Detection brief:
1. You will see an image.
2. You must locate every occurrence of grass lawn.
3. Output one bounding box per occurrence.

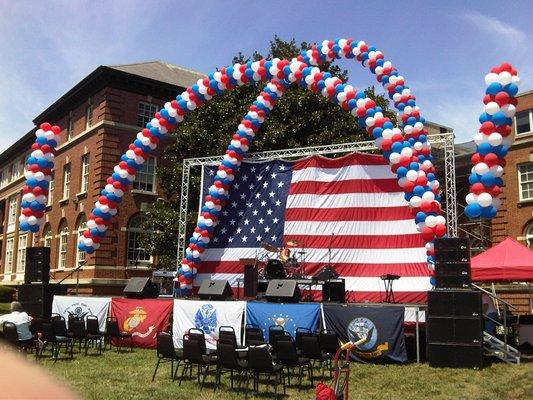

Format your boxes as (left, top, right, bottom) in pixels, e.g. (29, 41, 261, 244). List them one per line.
(35, 347, 533, 400)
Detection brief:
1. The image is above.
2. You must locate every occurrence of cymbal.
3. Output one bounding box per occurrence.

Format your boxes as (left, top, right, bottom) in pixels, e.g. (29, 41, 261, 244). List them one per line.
(261, 242, 279, 253)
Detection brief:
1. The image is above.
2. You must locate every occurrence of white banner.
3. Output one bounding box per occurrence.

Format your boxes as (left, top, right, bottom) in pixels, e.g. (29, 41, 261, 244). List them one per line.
(173, 299, 245, 349)
(51, 296, 111, 332)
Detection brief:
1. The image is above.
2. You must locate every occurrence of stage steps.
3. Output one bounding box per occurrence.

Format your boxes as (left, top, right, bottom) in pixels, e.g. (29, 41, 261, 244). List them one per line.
(483, 331, 521, 365)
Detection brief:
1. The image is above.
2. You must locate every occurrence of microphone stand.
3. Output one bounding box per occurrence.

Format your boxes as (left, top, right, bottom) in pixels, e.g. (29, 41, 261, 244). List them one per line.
(57, 260, 87, 296)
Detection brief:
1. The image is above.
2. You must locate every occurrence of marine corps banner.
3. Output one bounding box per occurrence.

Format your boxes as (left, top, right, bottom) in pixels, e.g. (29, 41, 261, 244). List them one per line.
(173, 299, 245, 350)
(322, 304, 407, 363)
(110, 298, 173, 348)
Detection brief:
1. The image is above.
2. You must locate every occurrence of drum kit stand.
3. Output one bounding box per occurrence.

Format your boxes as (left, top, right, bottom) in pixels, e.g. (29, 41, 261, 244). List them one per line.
(256, 240, 307, 279)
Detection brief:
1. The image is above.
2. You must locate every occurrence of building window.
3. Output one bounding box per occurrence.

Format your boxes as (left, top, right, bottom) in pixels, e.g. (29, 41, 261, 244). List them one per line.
(137, 102, 158, 128)
(4, 237, 14, 274)
(62, 164, 71, 200)
(43, 223, 52, 248)
(10, 159, 22, 180)
(518, 163, 533, 201)
(515, 110, 532, 135)
(80, 154, 90, 193)
(132, 157, 156, 193)
(75, 215, 87, 268)
(16, 233, 28, 272)
(127, 215, 151, 267)
(67, 117, 74, 140)
(86, 105, 93, 129)
(58, 221, 69, 269)
(7, 195, 18, 233)
(0, 169, 5, 188)
(47, 173, 54, 206)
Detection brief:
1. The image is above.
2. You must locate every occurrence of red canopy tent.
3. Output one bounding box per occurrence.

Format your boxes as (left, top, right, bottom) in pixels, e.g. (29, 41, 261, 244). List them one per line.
(471, 237, 533, 282)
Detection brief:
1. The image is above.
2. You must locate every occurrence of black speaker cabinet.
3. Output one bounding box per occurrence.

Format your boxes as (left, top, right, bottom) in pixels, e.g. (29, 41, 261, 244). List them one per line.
(244, 264, 258, 298)
(428, 290, 482, 317)
(427, 343, 483, 369)
(123, 277, 159, 299)
(198, 279, 233, 301)
(25, 247, 51, 284)
(265, 280, 301, 303)
(427, 316, 483, 344)
(434, 237, 470, 251)
(322, 279, 345, 302)
(434, 274, 471, 289)
(18, 284, 67, 319)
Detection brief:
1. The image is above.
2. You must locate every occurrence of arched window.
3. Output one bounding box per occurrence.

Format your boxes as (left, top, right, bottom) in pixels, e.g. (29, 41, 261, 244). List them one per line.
(42, 223, 52, 248)
(75, 214, 87, 268)
(58, 220, 69, 269)
(127, 215, 151, 267)
(525, 222, 533, 249)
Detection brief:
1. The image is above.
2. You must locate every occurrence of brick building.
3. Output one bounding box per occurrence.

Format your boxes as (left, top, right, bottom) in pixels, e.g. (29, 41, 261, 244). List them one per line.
(0, 61, 204, 294)
(492, 90, 533, 247)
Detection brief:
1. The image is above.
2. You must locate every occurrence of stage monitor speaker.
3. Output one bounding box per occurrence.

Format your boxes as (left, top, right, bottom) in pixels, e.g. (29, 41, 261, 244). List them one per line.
(322, 279, 345, 302)
(243, 264, 258, 298)
(427, 316, 483, 344)
(265, 280, 301, 303)
(198, 279, 233, 301)
(428, 290, 481, 317)
(435, 262, 471, 277)
(434, 237, 470, 252)
(427, 343, 483, 369)
(18, 284, 67, 319)
(312, 265, 339, 281)
(123, 277, 159, 299)
(24, 247, 50, 284)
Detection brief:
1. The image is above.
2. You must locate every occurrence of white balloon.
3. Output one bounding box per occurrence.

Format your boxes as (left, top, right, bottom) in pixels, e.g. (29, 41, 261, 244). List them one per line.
(485, 102, 500, 115)
(478, 192, 493, 207)
(422, 191, 435, 201)
(425, 215, 437, 228)
(389, 153, 400, 164)
(397, 177, 407, 187)
(498, 71, 512, 86)
(501, 104, 516, 118)
(406, 170, 418, 182)
(27, 216, 37, 225)
(436, 215, 446, 225)
(492, 197, 501, 208)
(401, 147, 413, 158)
(410, 196, 422, 208)
(490, 165, 504, 178)
(484, 73, 499, 85)
(465, 193, 477, 205)
(382, 129, 393, 139)
(474, 162, 489, 175)
(488, 132, 502, 146)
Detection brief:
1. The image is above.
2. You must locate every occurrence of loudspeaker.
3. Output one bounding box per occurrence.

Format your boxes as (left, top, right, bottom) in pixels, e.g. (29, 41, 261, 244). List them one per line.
(18, 284, 67, 318)
(265, 280, 301, 303)
(24, 247, 50, 284)
(123, 277, 159, 298)
(434, 237, 470, 251)
(434, 275, 471, 289)
(427, 343, 483, 369)
(312, 266, 339, 281)
(322, 279, 345, 302)
(244, 264, 258, 298)
(428, 290, 482, 317)
(198, 279, 233, 301)
(427, 317, 483, 344)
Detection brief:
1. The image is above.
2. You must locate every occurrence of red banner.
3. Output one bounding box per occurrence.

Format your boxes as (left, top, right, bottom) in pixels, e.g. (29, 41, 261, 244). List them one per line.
(110, 298, 173, 348)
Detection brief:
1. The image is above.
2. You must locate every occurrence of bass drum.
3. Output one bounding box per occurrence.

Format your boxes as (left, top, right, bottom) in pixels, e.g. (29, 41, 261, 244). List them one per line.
(265, 259, 286, 279)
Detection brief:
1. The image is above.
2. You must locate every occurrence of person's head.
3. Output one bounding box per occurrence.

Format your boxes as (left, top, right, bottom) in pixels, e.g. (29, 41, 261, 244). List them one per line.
(10, 301, 23, 313)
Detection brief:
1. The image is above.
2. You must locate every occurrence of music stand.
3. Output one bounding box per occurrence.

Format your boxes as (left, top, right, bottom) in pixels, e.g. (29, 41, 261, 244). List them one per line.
(381, 274, 400, 303)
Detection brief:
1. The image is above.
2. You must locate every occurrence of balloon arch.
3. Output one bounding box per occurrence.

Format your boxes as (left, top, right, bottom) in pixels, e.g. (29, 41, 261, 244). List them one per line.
(21, 38, 450, 293)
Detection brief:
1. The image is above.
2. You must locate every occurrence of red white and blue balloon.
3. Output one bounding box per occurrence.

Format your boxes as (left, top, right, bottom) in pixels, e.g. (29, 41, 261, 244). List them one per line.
(19, 123, 59, 233)
(465, 63, 519, 220)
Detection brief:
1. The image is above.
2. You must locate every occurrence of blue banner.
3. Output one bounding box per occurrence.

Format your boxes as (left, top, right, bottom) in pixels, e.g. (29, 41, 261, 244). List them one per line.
(246, 302, 320, 341)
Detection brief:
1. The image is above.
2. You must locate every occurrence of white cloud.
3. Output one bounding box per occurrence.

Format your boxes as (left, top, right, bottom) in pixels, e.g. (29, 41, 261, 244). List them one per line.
(463, 11, 526, 48)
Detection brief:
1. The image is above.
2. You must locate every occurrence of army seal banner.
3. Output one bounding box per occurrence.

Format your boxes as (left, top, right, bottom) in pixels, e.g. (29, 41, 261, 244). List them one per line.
(322, 303, 407, 363)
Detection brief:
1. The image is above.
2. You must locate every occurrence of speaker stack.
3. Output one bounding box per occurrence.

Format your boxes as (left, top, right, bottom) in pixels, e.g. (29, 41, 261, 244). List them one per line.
(427, 238, 483, 369)
(24, 247, 50, 284)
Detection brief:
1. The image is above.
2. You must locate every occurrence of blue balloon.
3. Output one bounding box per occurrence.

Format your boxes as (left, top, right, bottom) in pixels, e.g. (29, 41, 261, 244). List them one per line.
(409, 162, 419, 171)
(504, 83, 519, 96)
(481, 205, 497, 219)
(413, 185, 425, 197)
(19, 222, 30, 231)
(396, 167, 408, 177)
(429, 276, 436, 287)
(465, 203, 482, 219)
(78, 243, 85, 251)
(480, 173, 496, 187)
(478, 112, 490, 124)
(415, 211, 427, 224)
(85, 247, 94, 254)
(477, 142, 492, 156)
(492, 111, 507, 126)
(468, 173, 481, 185)
(486, 82, 503, 95)
(391, 142, 403, 153)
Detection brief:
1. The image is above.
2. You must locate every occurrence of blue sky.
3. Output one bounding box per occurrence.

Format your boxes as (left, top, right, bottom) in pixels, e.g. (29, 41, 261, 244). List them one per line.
(0, 0, 531, 151)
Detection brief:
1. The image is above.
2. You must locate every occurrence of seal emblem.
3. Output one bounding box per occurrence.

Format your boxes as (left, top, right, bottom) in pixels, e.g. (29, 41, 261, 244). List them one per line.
(194, 304, 217, 334)
(347, 317, 378, 351)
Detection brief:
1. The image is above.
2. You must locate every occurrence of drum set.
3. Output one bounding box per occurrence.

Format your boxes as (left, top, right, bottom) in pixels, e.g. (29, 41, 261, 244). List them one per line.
(257, 240, 307, 279)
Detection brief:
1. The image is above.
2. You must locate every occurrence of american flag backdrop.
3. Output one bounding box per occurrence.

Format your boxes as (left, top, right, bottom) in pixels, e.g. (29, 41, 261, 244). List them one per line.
(197, 152, 431, 303)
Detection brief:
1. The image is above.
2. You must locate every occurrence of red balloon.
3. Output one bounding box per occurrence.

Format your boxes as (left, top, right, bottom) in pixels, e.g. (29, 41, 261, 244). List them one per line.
(420, 201, 432, 213)
(381, 139, 392, 151)
(421, 226, 435, 241)
(403, 181, 415, 193)
(489, 185, 501, 197)
(471, 153, 483, 165)
(479, 121, 495, 135)
(434, 224, 447, 237)
(495, 91, 510, 106)
(471, 183, 485, 195)
(51, 125, 61, 135)
(40, 122, 51, 131)
(484, 153, 499, 167)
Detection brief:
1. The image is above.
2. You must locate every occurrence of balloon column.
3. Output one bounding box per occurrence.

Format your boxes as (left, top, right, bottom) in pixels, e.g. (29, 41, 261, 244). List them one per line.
(75, 38, 445, 294)
(19, 123, 59, 233)
(465, 63, 520, 219)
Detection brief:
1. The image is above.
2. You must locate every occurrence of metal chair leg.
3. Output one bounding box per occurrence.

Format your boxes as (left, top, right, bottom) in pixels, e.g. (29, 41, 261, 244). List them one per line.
(200, 365, 209, 390)
(152, 358, 161, 382)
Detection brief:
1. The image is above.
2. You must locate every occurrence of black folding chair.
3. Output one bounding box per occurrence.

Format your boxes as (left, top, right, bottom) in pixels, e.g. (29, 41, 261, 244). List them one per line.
(188, 328, 211, 355)
(214, 341, 248, 392)
(2, 321, 34, 351)
(179, 335, 216, 390)
(247, 344, 285, 395)
(245, 324, 265, 346)
(70, 318, 87, 354)
(219, 326, 238, 347)
(106, 317, 132, 352)
(39, 322, 73, 360)
(295, 327, 312, 354)
(300, 332, 329, 382)
(276, 335, 312, 388)
(319, 330, 340, 376)
(152, 331, 183, 381)
(85, 315, 104, 355)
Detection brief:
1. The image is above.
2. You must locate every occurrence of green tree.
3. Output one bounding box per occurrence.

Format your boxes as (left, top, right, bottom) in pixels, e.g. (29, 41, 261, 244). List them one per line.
(140, 36, 394, 270)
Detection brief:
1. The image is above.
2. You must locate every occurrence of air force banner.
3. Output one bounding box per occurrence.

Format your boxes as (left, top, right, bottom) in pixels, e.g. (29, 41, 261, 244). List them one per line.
(322, 304, 407, 363)
(173, 300, 246, 349)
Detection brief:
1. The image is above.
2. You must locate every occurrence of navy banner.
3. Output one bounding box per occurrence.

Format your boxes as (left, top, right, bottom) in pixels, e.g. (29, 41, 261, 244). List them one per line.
(246, 301, 320, 341)
(322, 304, 407, 363)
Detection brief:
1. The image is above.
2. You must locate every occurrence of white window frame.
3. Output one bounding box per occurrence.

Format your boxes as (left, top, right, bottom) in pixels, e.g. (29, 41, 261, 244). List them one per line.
(132, 156, 157, 193)
(67, 117, 74, 140)
(47, 173, 54, 206)
(127, 215, 152, 267)
(75, 215, 87, 268)
(58, 222, 69, 269)
(62, 164, 71, 200)
(4, 237, 14, 274)
(7, 195, 18, 233)
(518, 163, 533, 202)
(43, 224, 52, 248)
(137, 101, 158, 128)
(80, 154, 90, 193)
(86, 105, 93, 129)
(16, 233, 28, 272)
(515, 109, 533, 136)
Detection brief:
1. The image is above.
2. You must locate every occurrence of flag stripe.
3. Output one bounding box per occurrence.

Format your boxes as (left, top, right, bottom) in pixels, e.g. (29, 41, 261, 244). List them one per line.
(292, 152, 389, 170)
(289, 178, 402, 195)
(291, 164, 394, 182)
(283, 220, 419, 236)
(286, 192, 409, 209)
(281, 234, 424, 248)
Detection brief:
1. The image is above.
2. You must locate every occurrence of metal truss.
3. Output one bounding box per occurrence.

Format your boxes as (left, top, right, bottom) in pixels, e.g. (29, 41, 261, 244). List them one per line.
(177, 132, 457, 262)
